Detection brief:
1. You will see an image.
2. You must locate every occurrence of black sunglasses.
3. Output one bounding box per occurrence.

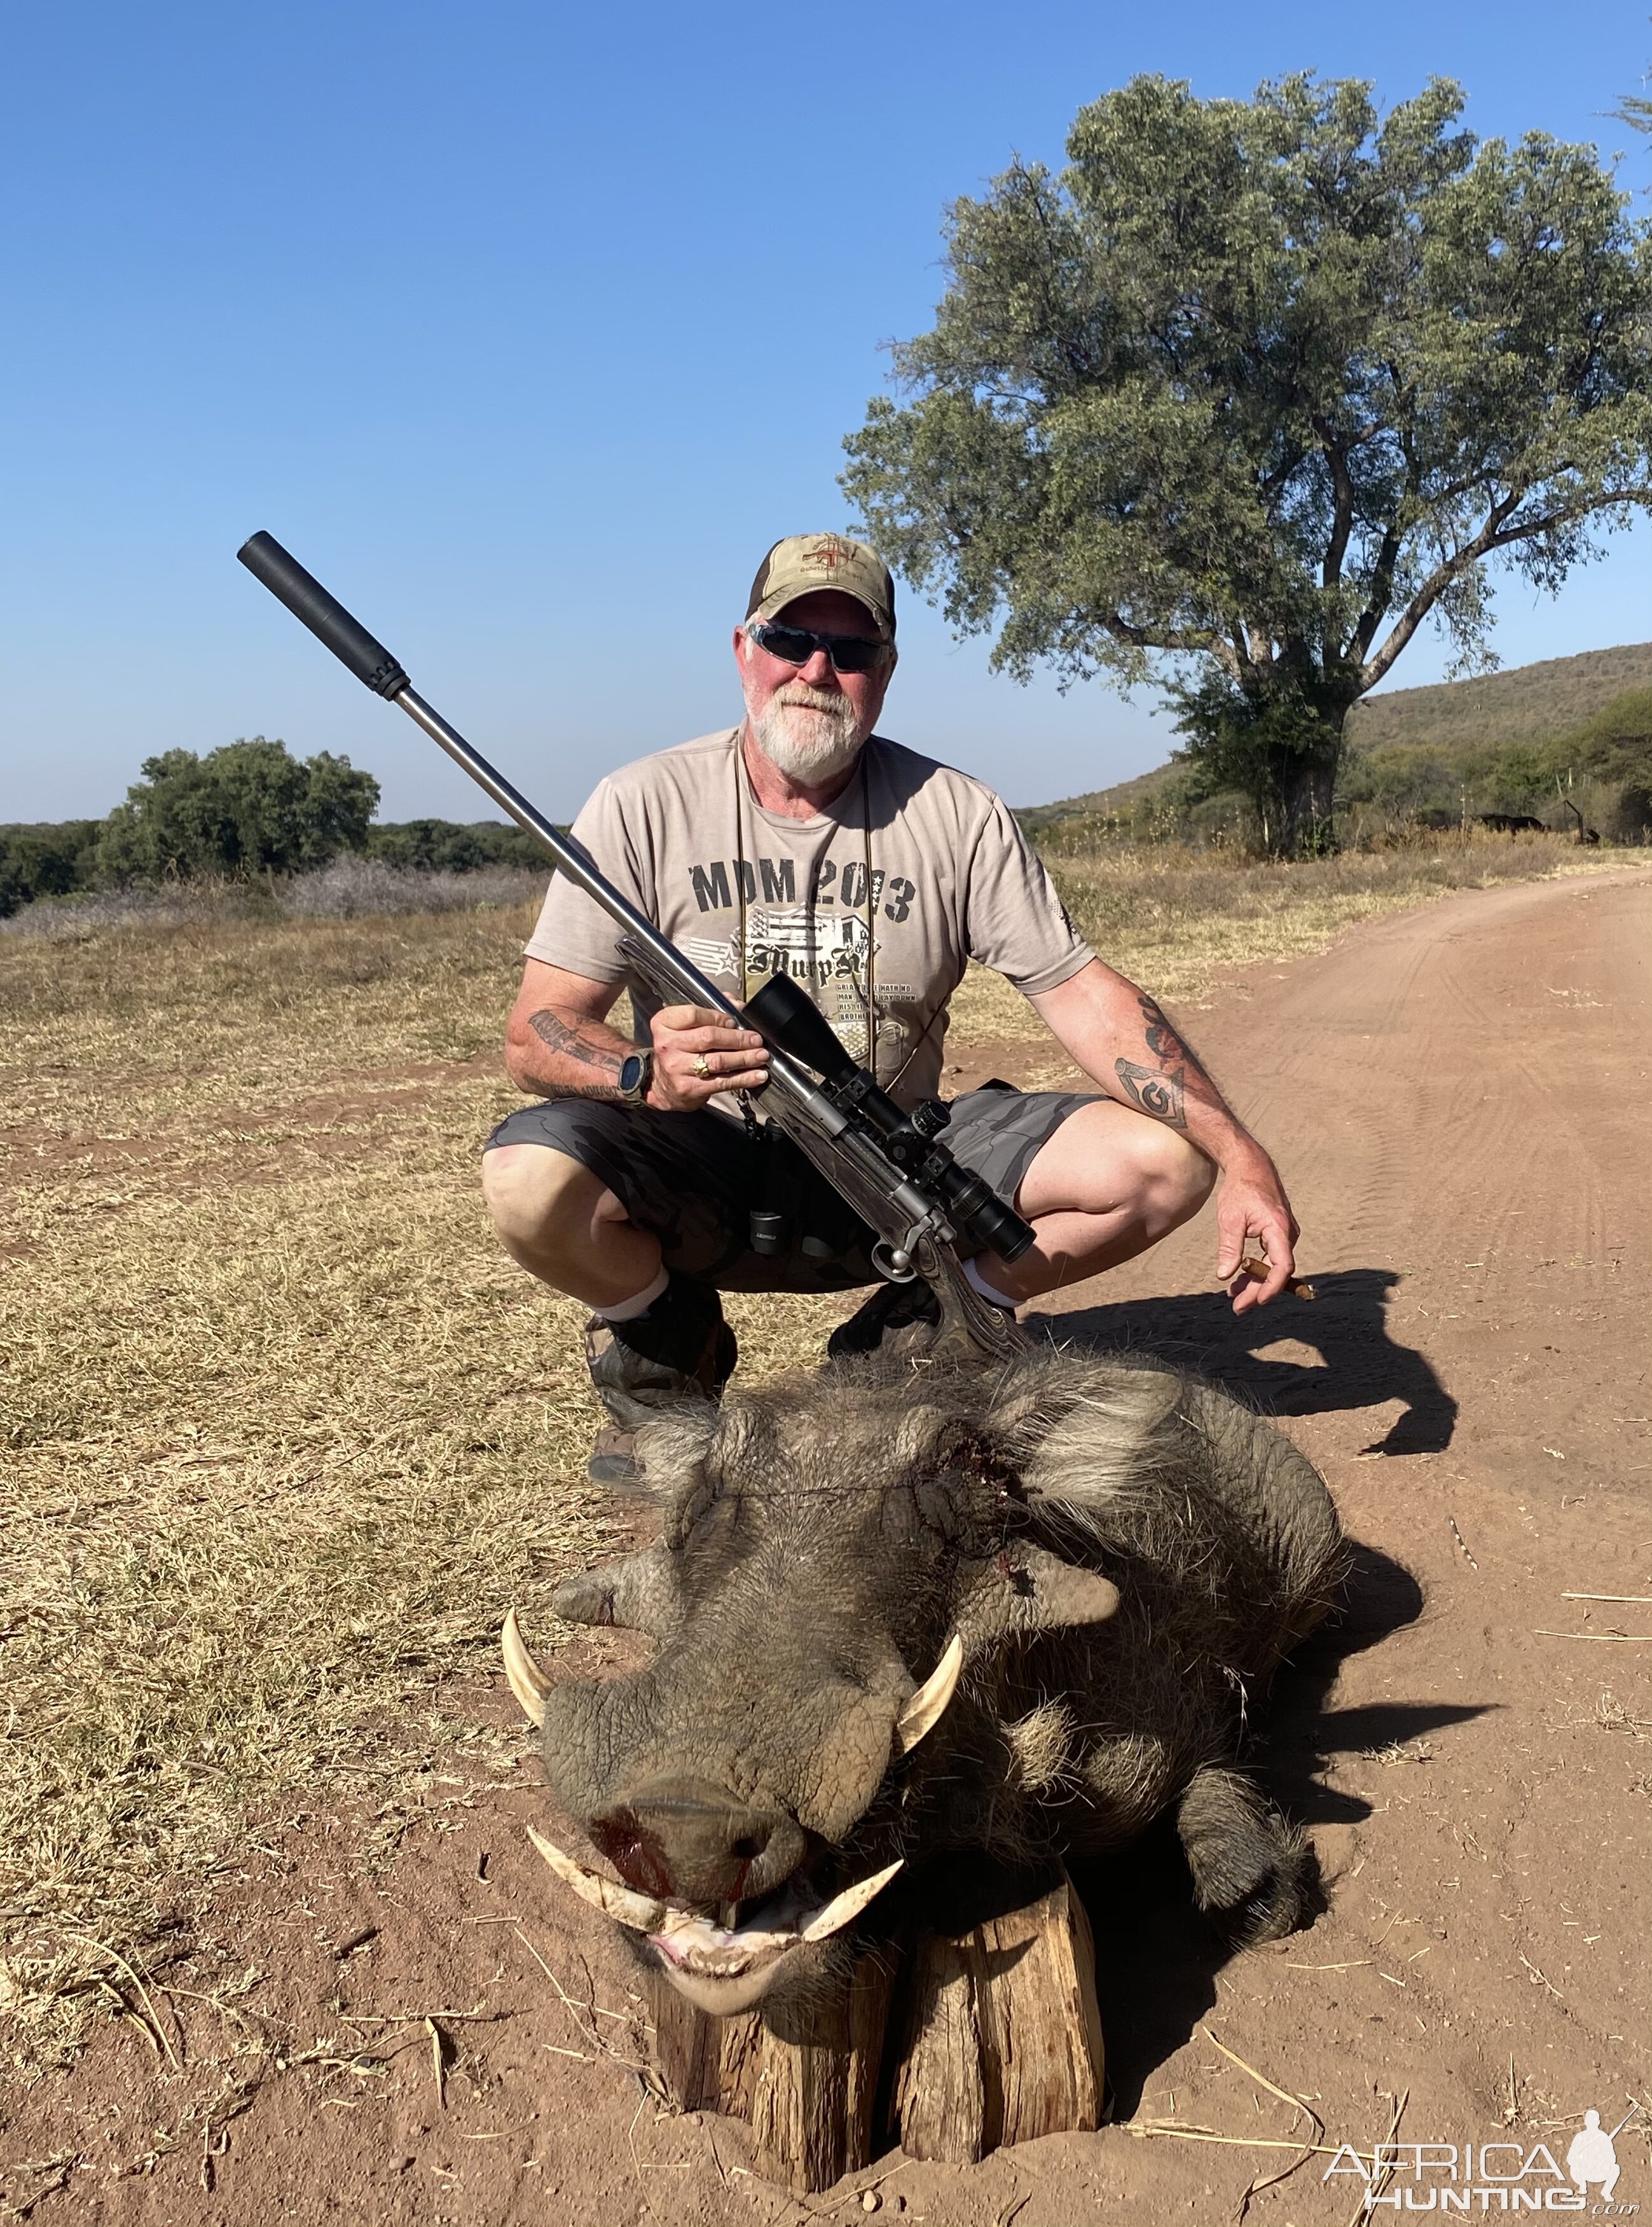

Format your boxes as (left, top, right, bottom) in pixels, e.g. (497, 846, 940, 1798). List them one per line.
(745, 619, 889, 675)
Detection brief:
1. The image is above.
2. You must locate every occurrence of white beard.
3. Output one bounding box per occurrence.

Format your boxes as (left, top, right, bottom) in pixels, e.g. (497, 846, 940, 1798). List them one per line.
(745, 684, 867, 785)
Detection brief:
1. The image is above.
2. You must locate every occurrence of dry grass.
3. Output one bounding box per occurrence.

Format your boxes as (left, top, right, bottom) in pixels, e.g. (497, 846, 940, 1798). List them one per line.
(0, 834, 1633, 2065)
(0, 859, 547, 941)
(0, 902, 833, 2064)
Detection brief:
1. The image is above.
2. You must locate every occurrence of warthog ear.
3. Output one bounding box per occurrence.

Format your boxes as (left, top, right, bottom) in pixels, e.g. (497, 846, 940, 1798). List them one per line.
(631, 1409, 717, 1495)
(954, 1542, 1121, 1650)
(972, 1367, 1094, 1466)
(551, 1541, 682, 1637)
(551, 1409, 717, 1636)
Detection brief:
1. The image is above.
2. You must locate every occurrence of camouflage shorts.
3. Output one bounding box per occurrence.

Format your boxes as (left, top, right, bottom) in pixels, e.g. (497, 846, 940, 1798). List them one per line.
(481, 1084, 1096, 1294)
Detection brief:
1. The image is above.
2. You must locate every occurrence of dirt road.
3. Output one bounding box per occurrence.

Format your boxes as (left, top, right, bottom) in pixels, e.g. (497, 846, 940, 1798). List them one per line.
(6, 865, 1649, 2225)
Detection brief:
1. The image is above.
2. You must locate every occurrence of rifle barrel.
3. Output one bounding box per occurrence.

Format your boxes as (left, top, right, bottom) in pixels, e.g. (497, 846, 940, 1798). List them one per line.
(394, 685, 736, 1018)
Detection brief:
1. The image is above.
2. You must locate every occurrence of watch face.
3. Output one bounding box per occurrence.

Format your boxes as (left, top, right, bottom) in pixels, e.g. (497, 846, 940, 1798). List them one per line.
(619, 1053, 645, 1095)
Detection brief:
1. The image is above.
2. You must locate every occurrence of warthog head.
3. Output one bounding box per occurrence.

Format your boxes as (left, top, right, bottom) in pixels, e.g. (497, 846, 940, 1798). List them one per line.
(504, 1356, 1153, 2013)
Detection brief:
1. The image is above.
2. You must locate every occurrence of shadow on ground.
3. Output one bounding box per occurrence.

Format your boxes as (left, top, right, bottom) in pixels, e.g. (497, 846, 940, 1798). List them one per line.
(1038, 1266, 1458, 1455)
(1074, 1537, 1490, 2118)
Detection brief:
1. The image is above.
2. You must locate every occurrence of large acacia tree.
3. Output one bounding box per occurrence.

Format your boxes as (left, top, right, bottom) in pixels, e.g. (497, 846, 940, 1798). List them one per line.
(843, 76, 1652, 853)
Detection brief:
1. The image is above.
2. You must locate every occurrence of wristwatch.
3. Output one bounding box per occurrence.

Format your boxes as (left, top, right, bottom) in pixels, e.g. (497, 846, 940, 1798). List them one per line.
(617, 1049, 654, 1105)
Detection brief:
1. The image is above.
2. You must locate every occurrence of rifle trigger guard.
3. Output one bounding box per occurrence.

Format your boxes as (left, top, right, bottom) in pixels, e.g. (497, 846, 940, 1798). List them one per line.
(871, 1239, 919, 1284)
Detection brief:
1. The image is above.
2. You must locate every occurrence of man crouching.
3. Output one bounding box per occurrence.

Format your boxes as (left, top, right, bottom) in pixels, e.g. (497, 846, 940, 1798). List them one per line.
(481, 532, 1298, 1481)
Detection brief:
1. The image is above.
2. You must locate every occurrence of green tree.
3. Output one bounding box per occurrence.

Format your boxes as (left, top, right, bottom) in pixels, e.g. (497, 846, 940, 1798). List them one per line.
(0, 821, 103, 918)
(843, 76, 1652, 854)
(97, 738, 379, 882)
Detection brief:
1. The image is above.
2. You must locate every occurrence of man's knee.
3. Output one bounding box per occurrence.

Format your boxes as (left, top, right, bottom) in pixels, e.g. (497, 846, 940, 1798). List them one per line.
(1138, 1122, 1217, 1222)
(1023, 1100, 1215, 1225)
(481, 1142, 606, 1251)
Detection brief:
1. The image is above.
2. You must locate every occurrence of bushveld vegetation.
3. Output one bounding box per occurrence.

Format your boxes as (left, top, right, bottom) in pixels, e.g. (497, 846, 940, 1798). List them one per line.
(0, 737, 547, 919)
(0, 827, 1631, 2068)
(1022, 664, 1652, 853)
(1347, 641, 1652, 754)
(846, 74, 1652, 855)
(10, 652, 1650, 943)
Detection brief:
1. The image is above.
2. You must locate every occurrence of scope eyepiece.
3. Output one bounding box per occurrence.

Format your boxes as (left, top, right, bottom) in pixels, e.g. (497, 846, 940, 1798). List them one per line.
(935, 1165, 1037, 1264)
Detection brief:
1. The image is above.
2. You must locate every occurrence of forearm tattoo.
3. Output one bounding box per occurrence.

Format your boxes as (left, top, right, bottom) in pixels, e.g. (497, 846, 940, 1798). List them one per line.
(1113, 993, 1211, 1135)
(1136, 993, 1204, 1076)
(527, 1009, 627, 1101)
(1115, 1057, 1187, 1129)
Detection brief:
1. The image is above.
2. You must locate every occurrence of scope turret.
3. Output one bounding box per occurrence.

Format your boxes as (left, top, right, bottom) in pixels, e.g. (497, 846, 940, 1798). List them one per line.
(741, 974, 1035, 1264)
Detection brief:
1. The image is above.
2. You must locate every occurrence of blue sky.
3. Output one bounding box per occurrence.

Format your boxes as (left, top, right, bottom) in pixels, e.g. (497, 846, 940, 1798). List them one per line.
(2, 1, 1649, 825)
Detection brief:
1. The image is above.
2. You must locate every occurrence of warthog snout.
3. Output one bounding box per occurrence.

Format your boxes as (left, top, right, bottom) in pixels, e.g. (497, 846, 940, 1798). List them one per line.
(591, 1777, 809, 1906)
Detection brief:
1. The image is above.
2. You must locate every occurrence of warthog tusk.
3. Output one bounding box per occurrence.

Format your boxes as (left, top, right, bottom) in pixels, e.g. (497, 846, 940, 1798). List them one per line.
(801, 1859, 904, 1942)
(525, 1825, 666, 1932)
(893, 1632, 963, 1755)
(501, 1606, 550, 1728)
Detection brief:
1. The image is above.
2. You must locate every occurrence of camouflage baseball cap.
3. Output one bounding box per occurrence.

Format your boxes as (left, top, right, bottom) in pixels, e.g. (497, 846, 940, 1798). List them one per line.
(745, 532, 896, 641)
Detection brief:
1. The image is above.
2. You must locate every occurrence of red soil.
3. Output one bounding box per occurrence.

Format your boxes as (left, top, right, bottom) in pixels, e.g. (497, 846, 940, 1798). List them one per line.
(6, 865, 1649, 2226)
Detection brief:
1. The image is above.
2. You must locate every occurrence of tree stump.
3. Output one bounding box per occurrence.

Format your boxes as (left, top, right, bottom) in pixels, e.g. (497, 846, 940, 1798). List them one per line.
(647, 1948, 897, 2193)
(643, 1867, 1104, 2192)
(888, 1870, 1105, 2162)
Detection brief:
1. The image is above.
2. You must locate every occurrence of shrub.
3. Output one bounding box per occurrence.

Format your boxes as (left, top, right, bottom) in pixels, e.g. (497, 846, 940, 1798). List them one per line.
(0, 821, 104, 918)
(95, 738, 379, 883)
(366, 818, 549, 871)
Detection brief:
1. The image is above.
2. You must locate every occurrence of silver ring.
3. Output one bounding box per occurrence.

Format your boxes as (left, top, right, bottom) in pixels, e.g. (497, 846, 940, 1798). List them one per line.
(692, 1053, 712, 1080)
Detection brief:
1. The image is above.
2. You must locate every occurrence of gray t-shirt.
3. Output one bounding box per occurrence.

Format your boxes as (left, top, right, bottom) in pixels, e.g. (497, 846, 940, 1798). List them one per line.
(525, 727, 1093, 1108)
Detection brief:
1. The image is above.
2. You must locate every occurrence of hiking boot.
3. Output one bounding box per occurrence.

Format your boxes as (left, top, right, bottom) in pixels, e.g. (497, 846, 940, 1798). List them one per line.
(826, 1276, 942, 1360)
(587, 1423, 644, 1487)
(582, 1273, 737, 1484)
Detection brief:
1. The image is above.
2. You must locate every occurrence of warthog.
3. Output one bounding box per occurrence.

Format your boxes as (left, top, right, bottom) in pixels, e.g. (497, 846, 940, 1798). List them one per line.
(506, 1349, 1344, 2015)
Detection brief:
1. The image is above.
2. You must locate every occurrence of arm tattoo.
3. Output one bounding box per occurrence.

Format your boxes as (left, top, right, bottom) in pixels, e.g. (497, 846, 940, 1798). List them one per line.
(527, 1009, 627, 1101)
(1135, 993, 1211, 1082)
(1114, 993, 1208, 1133)
(1115, 1056, 1188, 1131)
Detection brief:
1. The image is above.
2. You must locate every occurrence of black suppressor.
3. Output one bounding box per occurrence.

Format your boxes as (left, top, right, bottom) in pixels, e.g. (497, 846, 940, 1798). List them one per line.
(743, 974, 1036, 1264)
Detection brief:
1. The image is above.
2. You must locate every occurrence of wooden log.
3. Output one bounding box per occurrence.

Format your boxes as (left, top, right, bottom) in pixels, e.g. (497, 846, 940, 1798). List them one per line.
(888, 1868, 1105, 2163)
(644, 1947, 898, 2195)
(725, 1952, 897, 2192)
(642, 1866, 1103, 2189)
(645, 1965, 745, 2114)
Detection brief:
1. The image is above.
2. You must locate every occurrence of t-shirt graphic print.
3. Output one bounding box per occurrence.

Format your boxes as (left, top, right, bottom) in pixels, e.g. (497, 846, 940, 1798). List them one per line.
(525, 728, 1092, 1111)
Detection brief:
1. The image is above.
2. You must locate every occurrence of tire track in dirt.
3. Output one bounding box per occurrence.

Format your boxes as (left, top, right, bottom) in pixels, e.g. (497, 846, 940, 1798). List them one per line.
(1042, 864, 1652, 2184)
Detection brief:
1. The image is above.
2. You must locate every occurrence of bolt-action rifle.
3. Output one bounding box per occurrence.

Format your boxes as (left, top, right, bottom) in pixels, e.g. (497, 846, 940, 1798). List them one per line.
(237, 532, 1033, 1360)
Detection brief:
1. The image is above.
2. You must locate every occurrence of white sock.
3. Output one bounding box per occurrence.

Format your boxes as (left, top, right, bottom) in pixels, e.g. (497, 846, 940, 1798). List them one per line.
(592, 1265, 670, 1323)
(965, 1257, 1019, 1312)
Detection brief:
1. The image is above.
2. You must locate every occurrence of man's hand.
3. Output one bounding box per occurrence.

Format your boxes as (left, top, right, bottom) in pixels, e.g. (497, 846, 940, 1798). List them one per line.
(1213, 1145, 1300, 1314)
(649, 1004, 769, 1110)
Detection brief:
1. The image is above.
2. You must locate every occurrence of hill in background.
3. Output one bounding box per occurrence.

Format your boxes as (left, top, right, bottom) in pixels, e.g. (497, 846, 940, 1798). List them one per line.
(1345, 641, 1652, 754)
(1020, 641, 1652, 842)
